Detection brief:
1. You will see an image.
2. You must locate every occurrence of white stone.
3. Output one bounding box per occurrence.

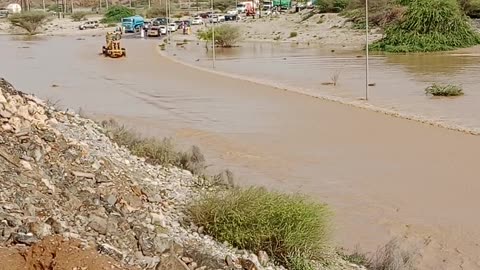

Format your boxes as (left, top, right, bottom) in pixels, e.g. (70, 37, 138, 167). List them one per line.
(20, 160, 32, 171)
(0, 93, 6, 103)
(150, 212, 167, 227)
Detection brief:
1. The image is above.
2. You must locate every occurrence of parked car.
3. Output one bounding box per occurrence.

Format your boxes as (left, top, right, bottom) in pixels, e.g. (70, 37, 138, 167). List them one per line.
(147, 20, 162, 36)
(209, 14, 225, 23)
(227, 9, 238, 15)
(224, 14, 238, 21)
(78, 20, 99, 30)
(191, 16, 203, 25)
(167, 23, 177, 32)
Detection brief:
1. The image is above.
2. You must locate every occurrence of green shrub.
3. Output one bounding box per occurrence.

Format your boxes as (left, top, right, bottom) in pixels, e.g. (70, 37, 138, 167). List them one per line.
(371, 0, 480, 52)
(289, 31, 298, 38)
(214, 0, 235, 12)
(189, 187, 331, 270)
(425, 84, 464, 96)
(366, 238, 416, 270)
(146, 6, 166, 18)
(101, 5, 135, 23)
(8, 11, 49, 35)
(197, 24, 242, 47)
(71, 11, 87, 21)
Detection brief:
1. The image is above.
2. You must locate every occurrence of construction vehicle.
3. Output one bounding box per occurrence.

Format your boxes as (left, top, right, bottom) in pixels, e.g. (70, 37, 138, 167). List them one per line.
(102, 31, 126, 58)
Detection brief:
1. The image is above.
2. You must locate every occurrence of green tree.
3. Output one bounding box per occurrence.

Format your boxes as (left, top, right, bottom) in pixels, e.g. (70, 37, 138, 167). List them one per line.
(8, 11, 49, 35)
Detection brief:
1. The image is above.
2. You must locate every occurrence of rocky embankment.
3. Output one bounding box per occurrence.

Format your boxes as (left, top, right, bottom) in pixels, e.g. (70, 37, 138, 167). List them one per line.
(0, 78, 285, 270)
(0, 78, 363, 270)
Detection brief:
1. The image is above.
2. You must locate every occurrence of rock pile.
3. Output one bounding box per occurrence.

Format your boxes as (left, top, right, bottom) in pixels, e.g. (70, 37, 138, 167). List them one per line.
(0, 78, 282, 270)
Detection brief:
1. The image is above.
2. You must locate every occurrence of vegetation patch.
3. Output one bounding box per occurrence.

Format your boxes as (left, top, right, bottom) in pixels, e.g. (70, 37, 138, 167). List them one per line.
(146, 6, 166, 18)
(289, 31, 298, 38)
(71, 11, 87, 22)
(197, 24, 242, 47)
(8, 11, 49, 35)
(342, 0, 406, 29)
(371, 0, 480, 52)
(316, 0, 351, 13)
(101, 5, 135, 23)
(189, 187, 331, 270)
(425, 83, 464, 96)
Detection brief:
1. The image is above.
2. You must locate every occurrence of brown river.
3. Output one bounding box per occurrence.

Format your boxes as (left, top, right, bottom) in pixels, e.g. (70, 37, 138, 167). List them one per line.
(1, 35, 480, 269)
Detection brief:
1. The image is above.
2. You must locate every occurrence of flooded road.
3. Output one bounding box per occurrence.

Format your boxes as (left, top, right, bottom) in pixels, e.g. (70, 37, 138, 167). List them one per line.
(1, 35, 480, 269)
(169, 42, 480, 132)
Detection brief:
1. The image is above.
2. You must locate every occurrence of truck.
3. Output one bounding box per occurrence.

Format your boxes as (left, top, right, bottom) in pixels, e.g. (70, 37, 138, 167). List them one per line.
(122, 15, 144, 33)
(272, 0, 291, 9)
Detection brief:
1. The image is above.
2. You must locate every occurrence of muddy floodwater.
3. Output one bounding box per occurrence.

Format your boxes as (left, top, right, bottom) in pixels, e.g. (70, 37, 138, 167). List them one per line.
(1, 35, 480, 269)
(169, 41, 480, 132)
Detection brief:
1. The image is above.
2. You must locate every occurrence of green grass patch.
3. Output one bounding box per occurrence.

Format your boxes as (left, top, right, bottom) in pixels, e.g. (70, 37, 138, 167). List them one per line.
(101, 5, 135, 23)
(371, 0, 480, 52)
(289, 31, 298, 38)
(189, 187, 331, 270)
(425, 83, 464, 96)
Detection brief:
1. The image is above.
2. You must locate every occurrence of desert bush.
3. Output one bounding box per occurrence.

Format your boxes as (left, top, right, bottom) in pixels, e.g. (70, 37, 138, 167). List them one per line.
(371, 0, 480, 52)
(8, 12, 49, 35)
(317, 0, 351, 13)
(189, 187, 331, 270)
(145, 6, 166, 18)
(214, 0, 235, 12)
(100, 119, 206, 174)
(71, 11, 87, 21)
(425, 83, 464, 96)
(197, 24, 242, 47)
(101, 5, 135, 23)
(366, 238, 416, 270)
(459, 0, 480, 17)
(289, 31, 298, 38)
(343, 0, 406, 28)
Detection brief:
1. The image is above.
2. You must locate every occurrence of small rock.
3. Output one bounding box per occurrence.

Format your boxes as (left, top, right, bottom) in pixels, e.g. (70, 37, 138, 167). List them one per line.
(20, 160, 32, 171)
(13, 232, 39, 245)
(41, 178, 55, 193)
(225, 255, 235, 267)
(150, 212, 167, 227)
(239, 258, 259, 270)
(258, 251, 269, 266)
(0, 93, 6, 103)
(28, 221, 52, 238)
(72, 171, 95, 179)
(46, 118, 58, 126)
(0, 109, 12, 119)
(45, 217, 64, 234)
(156, 253, 190, 270)
(106, 194, 117, 206)
(2, 123, 12, 132)
(98, 243, 124, 261)
(88, 215, 107, 235)
(188, 261, 197, 270)
(181, 257, 193, 264)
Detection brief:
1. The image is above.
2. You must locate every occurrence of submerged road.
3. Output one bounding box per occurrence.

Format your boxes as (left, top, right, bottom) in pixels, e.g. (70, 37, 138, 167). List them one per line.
(1, 35, 480, 269)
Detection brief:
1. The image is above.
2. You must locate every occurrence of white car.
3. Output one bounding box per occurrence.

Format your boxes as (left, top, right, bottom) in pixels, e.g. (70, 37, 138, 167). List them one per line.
(167, 23, 177, 32)
(159, 25, 167, 35)
(191, 17, 203, 25)
(209, 14, 225, 23)
(227, 9, 238, 15)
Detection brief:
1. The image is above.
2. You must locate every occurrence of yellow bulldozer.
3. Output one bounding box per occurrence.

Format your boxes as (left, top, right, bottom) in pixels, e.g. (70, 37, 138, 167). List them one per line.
(102, 31, 126, 58)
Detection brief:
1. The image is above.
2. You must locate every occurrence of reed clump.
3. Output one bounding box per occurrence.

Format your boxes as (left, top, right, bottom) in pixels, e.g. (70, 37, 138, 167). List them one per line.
(371, 0, 480, 52)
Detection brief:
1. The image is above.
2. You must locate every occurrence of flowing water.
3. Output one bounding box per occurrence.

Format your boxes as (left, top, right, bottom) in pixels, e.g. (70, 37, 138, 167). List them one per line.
(169, 41, 480, 132)
(1, 35, 480, 269)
